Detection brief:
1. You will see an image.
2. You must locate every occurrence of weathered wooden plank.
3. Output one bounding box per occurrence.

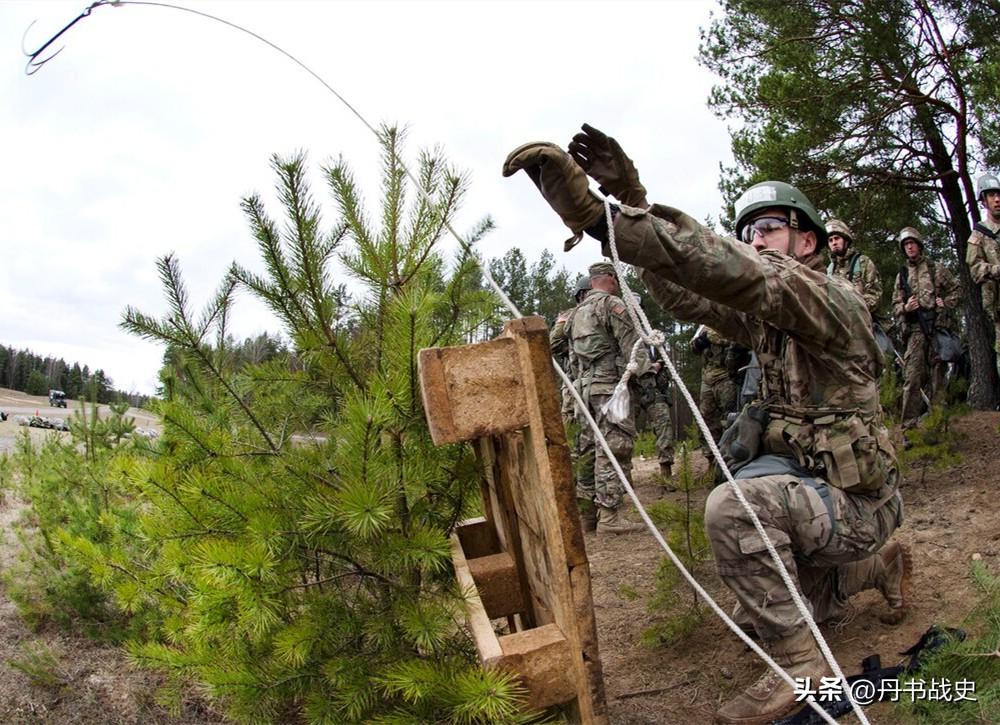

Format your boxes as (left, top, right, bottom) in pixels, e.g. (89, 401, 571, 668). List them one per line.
(418, 337, 529, 445)
(494, 623, 577, 711)
(450, 531, 502, 663)
(467, 552, 526, 619)
(426, 317, 608, 724)
(455, 517, 500, 559)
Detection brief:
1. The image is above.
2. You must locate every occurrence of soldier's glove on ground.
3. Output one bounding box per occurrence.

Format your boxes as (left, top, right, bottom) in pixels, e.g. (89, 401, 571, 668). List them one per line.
(568, 124, 647, 207)
(503, 142, 604, 251)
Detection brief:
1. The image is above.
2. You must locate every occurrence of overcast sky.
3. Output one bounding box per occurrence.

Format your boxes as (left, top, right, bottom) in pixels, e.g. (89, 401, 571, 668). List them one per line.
(2, 0, 733, 396)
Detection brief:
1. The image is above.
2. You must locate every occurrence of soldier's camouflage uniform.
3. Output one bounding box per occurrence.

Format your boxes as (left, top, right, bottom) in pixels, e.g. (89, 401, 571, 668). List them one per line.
(550, 307, 577, 426)
(552, 304, 590, 488)
(891, 255, 960, 429)
(565, 288, 650, 509)
(966, 216, 1000, 377)
(605, 204, 902, 641)
(633, 345, 674, 469)
(693, 328, 738, 455)
(828, 250, 882, 317)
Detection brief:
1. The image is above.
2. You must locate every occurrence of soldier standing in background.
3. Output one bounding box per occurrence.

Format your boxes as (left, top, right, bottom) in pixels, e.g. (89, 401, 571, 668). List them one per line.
(551, 276, 594, 527)
(691, 326, 738, 462)
(965, 173, 1000, 379)
(564, 262, 652, 535)
(826, 218, 882, 317)
(892, 227, 960, 435)
(631, 294, 675, 483)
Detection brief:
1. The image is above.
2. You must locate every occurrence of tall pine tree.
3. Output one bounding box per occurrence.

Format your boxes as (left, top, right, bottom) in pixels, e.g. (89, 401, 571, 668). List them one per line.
(86, 127, 533, 723)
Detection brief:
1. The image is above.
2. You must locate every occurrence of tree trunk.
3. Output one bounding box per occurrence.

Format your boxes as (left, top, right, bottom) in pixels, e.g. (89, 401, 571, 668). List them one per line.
(917, 110, 998, 408)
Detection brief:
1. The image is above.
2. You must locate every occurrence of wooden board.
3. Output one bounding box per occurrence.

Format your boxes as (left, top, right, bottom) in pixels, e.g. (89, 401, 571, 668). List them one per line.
(420, 317, 608, 724)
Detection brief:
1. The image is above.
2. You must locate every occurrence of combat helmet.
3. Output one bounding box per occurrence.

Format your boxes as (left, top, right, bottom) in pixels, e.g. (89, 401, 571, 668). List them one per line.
(733, 181, 828, 251)
(573, 274, 592, 302)
(977, 173, 1000, 202)
(825, 218, 854, 246)
(898, 226, 924, 253)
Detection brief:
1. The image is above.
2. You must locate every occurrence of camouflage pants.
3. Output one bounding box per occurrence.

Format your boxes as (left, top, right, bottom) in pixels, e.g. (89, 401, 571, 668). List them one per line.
(576, 392, 635, 510)
(636, 396, 674, 465)
(901, 330, 946, 429)
(700, 375, 736, 455)
(705, 476, 903, 641)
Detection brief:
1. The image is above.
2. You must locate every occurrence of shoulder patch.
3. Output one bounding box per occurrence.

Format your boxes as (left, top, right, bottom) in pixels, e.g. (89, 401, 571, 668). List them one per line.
(611, 304, 626, 316)
(969, 232, 982, 246)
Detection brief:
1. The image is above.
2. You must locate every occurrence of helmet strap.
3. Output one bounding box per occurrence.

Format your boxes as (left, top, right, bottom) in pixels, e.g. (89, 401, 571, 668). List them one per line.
(788, 208, 800, 258)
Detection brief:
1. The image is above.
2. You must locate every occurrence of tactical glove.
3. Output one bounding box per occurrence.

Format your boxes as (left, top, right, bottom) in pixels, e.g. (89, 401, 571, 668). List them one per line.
(568, 124, 647, 207)
(717, 405, 767, 477)
(503, 142, 604, 250)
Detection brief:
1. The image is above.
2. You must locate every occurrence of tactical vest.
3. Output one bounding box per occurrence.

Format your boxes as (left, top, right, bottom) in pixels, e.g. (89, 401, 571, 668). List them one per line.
(748, 327, 896, 495)
(701, 329, 732, 385)
(826, 252, 862, 282)
(564, 290, 627, 400)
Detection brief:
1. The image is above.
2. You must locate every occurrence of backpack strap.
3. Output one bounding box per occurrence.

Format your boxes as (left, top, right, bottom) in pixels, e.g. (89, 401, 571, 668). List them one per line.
(849, 254, 861, 281)
(975, 222, 999, 241)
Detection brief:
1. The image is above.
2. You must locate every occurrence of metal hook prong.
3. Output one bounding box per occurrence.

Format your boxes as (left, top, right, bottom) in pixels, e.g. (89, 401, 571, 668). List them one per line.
(21, 2, 106, 76)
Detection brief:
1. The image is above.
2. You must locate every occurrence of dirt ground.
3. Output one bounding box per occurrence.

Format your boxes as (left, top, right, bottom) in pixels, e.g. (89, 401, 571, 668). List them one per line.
(591, 410, 1000, 724)
(0, 386, 997, 723)
(0, 388, 220, 724)
(0, 387, 160, 455)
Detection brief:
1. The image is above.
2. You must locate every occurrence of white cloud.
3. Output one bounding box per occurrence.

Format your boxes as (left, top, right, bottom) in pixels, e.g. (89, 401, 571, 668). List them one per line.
(2, 0, 732, 395)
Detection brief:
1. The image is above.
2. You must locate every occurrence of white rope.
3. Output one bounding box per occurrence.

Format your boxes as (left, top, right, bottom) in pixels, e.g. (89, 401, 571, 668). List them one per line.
(66, 6, 866, 721)
(599, 198, 869, 725)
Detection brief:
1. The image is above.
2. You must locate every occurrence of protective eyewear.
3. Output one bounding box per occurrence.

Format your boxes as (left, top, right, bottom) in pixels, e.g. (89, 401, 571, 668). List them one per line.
(741, 216, 790, 243)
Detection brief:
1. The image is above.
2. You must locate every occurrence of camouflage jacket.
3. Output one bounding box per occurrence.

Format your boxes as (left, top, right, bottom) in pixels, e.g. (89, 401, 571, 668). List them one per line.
(891, 255, 960, 333)
(565, 289, 651, 397)
(693, 327, 734, 386)
(605, 204, 894, 493)
(965, 217, 1000, 319)
(550, 307, 574, 371)
(827, 250, 882, 317)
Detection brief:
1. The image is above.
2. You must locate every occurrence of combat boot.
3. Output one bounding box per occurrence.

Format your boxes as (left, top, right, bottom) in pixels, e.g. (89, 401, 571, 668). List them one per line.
(578, 498, 597, 533)
(658, 462, 677, 495)
(839, 541, 912, 624)
(715, 627, 831, 725)
(875, 541, 912, 624)
(596, 506, 643, 535)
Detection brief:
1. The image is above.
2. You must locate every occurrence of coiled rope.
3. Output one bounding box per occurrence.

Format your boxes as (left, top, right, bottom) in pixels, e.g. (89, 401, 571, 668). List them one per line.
(26, 4, 869, 722)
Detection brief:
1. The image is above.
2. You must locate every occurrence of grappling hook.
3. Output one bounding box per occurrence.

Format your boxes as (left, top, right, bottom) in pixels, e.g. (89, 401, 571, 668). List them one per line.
(22, 0, 118, 76)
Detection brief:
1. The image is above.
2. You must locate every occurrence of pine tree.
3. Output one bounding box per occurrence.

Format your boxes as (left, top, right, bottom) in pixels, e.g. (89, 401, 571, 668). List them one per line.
(76, 128, 530, 722)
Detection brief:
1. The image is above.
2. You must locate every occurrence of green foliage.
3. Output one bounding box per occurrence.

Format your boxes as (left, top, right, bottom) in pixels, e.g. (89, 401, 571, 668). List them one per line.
(641, 429, 711, 646)
(633, 431, 657, 459)
(8, 641, 66, 689)
(5, 418, 147, 640)
(618, 584, 640, 602)
(2, 128, 532, 723)
(879, 366, 902, 423)
(901, 405, 964, 474)
(487, 248, 573, 330)
(895, 562, 1000, 723)
(0, 451, 10, 506)
(25, 369, 48, 396)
